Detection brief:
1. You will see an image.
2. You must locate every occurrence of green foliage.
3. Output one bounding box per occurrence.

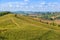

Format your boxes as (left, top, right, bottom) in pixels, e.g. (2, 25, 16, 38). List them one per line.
(0, 12, 11, 16)
(50, 22, 57, 26)
(58, 25, 60, 27)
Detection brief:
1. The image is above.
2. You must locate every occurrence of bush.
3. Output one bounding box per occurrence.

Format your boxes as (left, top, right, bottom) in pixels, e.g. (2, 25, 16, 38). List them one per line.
(58, 25, 60, 27)
(50, 22, 57, 26)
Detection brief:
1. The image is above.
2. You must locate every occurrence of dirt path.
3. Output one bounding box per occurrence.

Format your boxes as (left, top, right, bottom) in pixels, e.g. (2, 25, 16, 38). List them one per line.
(11, 18, 20, 28)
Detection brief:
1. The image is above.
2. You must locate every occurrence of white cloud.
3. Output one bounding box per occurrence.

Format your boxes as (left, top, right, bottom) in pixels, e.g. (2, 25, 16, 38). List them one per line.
(0, 1, 60, 12)
(24, 0, 29, 2)
(40, 2, 46, 5)
(9, 4, 13, 8)
(0, 1, 29, 11)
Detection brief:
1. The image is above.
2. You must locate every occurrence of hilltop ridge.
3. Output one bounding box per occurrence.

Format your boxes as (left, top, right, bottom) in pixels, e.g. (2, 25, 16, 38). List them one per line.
(0, 12, 60, 40)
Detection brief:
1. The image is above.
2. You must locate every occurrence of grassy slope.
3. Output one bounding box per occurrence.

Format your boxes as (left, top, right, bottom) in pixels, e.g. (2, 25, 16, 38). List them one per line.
(0, 14, 60, 40)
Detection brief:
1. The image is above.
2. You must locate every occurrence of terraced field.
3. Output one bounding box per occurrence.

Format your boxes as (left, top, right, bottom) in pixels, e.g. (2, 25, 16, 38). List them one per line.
(0, 14, 60, 40)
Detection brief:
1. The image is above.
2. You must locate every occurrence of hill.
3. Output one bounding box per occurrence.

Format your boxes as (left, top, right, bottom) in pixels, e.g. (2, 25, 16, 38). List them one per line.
(0, 13, 60, 40)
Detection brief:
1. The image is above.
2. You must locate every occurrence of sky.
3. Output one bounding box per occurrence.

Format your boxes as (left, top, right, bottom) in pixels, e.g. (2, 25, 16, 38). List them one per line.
(0, 0, 60, 12)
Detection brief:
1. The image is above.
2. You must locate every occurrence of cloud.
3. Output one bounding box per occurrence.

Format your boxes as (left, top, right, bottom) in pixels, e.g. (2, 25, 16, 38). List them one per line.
(40, 2, 46, 5)
(0, 2, 27, 8)
(24, 0, 29, 2)
(0, 1, 60, 12)
(0, 1, 31, 11)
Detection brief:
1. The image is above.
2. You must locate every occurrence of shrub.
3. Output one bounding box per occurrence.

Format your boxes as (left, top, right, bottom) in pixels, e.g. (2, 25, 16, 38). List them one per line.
(58, 25, 60, 27)
(50, 22, 57, 26)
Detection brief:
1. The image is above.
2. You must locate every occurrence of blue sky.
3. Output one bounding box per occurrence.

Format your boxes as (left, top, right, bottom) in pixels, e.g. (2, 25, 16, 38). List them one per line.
(0, 0, 60, 12)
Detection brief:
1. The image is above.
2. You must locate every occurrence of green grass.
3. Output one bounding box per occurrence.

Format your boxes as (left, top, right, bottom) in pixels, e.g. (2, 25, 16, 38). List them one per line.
(0, 14, 60, 40)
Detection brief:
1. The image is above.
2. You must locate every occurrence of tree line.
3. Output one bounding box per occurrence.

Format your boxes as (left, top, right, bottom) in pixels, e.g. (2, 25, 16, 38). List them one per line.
(0, 11, 11, 16)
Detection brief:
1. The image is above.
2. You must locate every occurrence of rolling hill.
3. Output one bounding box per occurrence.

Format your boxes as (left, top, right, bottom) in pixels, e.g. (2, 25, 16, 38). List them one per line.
(0, 13, 60, 40)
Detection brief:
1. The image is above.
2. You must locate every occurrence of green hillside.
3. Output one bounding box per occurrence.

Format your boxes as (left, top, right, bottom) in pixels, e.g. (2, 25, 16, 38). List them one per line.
(0, 14, 60, 40)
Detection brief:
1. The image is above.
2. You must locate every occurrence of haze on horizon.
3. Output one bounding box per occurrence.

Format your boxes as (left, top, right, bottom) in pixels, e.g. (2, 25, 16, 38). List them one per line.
(0, 0, 60, 12)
